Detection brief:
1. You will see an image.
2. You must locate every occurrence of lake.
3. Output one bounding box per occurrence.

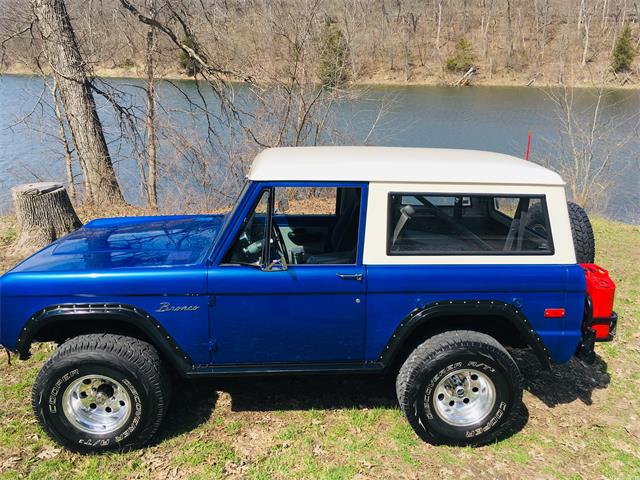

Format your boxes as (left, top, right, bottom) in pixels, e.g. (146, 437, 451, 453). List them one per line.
(1, 74, 638, 223)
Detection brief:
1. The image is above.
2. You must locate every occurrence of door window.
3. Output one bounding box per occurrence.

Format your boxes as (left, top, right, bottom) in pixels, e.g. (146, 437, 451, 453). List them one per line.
(224, 185, 362, 266)
(272, 186, 361, 265)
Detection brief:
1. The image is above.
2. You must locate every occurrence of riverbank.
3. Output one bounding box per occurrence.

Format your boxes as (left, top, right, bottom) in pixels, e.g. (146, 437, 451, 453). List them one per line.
(4, 63, 639, 90)
(1, 215, 639, 478)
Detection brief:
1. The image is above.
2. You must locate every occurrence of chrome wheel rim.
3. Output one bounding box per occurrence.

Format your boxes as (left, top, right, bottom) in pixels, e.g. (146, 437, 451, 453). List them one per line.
(431, 368, 496, 427)
(61, 374, 131, 434)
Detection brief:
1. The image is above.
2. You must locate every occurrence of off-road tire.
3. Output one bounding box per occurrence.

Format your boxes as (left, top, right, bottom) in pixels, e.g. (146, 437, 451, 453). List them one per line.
(32, 334, 171, 453)
(396, 330, 522, 446)
(527, 201, 595, 263)
(567, 202, 595, 263)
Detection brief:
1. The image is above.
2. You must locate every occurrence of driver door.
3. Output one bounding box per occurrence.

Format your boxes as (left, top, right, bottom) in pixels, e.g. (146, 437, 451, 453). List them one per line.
(207, 183, 367, 365)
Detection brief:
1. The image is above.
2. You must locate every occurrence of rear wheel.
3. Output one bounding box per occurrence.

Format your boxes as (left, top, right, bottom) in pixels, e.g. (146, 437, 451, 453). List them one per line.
(396, 330, 522, 446)
(32, 334, 171, 452)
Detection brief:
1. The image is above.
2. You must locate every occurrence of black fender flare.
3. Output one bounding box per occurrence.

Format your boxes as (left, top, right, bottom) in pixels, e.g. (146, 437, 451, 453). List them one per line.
(377, 300, 552, 370)
(16, 303, 193, 375)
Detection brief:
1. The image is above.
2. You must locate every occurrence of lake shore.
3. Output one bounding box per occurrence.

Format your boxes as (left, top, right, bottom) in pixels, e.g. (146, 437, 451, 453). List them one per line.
(3, 64, 639, 90)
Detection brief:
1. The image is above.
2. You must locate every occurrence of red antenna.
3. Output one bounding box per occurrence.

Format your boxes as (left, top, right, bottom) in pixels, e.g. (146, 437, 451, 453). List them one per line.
(525, 130, 532, 161)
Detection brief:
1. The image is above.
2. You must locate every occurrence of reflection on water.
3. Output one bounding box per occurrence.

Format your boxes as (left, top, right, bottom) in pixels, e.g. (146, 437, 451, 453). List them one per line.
(0, 75, 638, 223)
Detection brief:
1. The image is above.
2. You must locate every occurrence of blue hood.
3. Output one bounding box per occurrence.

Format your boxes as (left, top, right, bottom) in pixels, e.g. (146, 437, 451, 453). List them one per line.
(8, 214, 225, 273)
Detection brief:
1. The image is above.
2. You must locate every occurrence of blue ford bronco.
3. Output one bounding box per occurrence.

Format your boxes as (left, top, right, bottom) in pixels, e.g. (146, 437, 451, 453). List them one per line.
(0, 147, 617, 452)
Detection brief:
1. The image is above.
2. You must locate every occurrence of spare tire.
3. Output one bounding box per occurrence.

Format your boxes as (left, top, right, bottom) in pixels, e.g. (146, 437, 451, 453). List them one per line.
(526, 201, 595, 263)
(567, 202, 595, 263)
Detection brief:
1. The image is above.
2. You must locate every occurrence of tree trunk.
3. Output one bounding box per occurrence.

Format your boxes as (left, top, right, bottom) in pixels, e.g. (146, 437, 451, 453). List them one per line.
(506, 0, 514, 68)
(33, 0, 125, 207)
(145, 1, 158, 210)
(10, 182, 82, 255)
(48, 78, 77, 203)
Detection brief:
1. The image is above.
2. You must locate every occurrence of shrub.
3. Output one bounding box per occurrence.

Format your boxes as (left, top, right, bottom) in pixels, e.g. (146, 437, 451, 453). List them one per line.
(118, 58, 136, 68)
(179, 35, 202, 76)
(445, 37, 476, 73)
(317, 18, 350, 88)
(612, 25, 636, 73)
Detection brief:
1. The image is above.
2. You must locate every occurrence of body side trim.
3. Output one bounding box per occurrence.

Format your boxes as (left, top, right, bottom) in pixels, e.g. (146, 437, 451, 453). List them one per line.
(186, 361, 384, 377)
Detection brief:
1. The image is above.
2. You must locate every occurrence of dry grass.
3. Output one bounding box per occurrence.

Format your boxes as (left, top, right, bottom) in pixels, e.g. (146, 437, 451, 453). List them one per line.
(0, 216, 639, 479)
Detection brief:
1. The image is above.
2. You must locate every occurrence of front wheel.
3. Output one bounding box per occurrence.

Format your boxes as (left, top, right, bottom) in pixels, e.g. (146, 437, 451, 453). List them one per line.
(32, 334, 171, 452)
(396, 330, 522, 446)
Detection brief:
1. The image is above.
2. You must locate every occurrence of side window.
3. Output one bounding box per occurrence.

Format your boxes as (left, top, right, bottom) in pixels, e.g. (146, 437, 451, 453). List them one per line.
(224, 189, 271, 265)
(387, 193, 553, 255)
(273, 186, 361, 265)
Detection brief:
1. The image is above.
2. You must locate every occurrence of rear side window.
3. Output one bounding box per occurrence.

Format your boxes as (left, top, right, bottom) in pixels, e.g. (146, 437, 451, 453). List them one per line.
(387, 193, 553, 255)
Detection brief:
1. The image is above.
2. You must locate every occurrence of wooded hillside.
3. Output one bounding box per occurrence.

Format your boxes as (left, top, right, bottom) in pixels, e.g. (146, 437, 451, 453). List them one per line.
(2, 0, 639, 86)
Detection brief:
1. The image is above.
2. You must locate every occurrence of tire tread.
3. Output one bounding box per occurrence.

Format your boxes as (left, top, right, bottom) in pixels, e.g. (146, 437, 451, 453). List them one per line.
(32, 334, 170, 452)
(396, 330, 522, 446)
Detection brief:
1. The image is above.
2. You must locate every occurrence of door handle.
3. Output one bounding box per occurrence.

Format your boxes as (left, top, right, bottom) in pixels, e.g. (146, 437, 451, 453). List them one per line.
(337, 273, 363, 281)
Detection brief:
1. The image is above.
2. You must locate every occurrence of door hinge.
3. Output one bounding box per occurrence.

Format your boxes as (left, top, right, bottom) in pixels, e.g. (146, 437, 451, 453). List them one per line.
(208, 295, 216, 307)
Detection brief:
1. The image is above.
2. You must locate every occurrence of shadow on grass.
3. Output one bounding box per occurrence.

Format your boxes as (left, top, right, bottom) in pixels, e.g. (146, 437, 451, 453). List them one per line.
(154, 382, 220, 444)
(156, 348, 609, 443)
(513, 349, 611, 407)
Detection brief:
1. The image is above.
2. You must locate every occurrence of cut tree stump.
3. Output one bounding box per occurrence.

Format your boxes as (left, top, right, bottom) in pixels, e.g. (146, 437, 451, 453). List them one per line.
(10, 182, 82, 256)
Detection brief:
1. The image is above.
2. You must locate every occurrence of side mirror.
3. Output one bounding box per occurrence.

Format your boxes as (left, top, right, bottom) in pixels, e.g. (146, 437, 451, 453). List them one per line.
(263, 254, 288, 272)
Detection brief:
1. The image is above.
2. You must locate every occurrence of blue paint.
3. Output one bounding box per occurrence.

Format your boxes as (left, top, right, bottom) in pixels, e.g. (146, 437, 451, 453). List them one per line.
(11, 214, 225, 272)
(0, 180, 589, 371)
(366, 264, 586, 364)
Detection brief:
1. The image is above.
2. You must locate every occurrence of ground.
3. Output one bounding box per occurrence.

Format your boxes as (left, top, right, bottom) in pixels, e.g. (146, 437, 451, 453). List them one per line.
(0, 216, 639, 480)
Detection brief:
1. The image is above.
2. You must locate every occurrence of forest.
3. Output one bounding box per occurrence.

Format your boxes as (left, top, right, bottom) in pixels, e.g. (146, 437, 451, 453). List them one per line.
(2, 0, 639, 87)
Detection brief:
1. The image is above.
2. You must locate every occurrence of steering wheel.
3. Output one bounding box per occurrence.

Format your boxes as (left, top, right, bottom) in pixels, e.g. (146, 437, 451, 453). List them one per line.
(238, 212, 257, 247)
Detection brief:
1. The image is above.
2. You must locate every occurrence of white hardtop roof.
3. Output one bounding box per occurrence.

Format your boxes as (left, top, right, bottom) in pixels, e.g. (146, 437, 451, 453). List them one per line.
(248, 146, 564, 186)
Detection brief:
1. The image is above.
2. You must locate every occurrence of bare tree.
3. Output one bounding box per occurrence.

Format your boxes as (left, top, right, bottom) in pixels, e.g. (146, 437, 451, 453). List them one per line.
(543, 84, 639, 212)
(47, 78, 76, 202)
(32, 0, 125, 206)
(144, 0, 158, 209)
(505, 0, 514, 68)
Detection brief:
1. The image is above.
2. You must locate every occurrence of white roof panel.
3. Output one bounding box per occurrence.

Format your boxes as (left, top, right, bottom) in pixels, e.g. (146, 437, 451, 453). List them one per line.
(248, 146, 564, 186)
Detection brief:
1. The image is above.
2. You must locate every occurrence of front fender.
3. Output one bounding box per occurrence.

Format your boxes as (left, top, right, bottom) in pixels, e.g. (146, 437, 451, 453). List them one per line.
(15, 303, 193, 375)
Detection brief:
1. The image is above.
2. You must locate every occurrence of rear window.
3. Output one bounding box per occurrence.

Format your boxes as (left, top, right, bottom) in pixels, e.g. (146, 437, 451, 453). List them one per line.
(387, 193, 553, 255)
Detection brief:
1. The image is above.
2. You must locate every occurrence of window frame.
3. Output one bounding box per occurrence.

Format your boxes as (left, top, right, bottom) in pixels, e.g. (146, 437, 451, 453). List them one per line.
(221, 187, 273, 266)
(386, 191, 555, 257)
(215, 181, 369, 267)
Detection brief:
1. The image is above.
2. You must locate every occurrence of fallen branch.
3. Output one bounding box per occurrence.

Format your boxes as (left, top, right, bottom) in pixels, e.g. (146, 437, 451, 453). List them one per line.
(454, 66, 477, 87)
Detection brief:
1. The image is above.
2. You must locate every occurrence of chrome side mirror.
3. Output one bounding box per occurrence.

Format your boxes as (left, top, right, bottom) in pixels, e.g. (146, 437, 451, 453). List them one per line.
(263, 254, 288, 272)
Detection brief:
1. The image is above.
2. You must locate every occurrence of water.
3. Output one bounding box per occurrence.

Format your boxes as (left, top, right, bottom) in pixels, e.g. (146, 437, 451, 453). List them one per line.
(1, 74, 638, 223)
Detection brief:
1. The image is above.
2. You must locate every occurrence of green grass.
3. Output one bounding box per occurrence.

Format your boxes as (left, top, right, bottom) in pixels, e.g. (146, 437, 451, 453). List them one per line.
(1, 217, 639, 479)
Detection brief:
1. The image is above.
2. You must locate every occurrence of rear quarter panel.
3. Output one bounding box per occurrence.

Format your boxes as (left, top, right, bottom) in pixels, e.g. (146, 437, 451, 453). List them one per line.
(366, 264, 586, 364)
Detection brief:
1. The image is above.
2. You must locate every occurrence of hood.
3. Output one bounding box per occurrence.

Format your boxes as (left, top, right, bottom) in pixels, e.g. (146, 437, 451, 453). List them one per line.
(8, 214, 225, 273)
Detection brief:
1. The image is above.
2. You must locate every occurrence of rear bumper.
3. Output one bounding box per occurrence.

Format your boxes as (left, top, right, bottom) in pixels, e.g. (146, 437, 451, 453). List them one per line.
(575, 308, 617, 363)
(592, 312, 617, 342)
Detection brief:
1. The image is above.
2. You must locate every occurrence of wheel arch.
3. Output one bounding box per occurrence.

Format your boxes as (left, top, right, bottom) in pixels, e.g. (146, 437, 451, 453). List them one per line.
(16, 303, 192, 376)
(380, 300, 552, 372)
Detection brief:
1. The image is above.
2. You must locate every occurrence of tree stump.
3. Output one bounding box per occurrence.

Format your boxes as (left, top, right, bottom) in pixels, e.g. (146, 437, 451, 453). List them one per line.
(10, 182, 82, 256)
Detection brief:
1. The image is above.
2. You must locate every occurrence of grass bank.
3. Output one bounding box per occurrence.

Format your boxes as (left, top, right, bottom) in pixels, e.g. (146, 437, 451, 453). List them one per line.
(0, 217, 639, 479)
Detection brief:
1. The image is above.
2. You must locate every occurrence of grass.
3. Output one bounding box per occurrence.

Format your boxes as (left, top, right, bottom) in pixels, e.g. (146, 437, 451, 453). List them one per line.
(1, 217, 639, 479)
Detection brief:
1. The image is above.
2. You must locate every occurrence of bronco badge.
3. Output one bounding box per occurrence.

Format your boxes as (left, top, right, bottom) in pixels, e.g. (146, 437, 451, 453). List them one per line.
(155, 302, 200, 313)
